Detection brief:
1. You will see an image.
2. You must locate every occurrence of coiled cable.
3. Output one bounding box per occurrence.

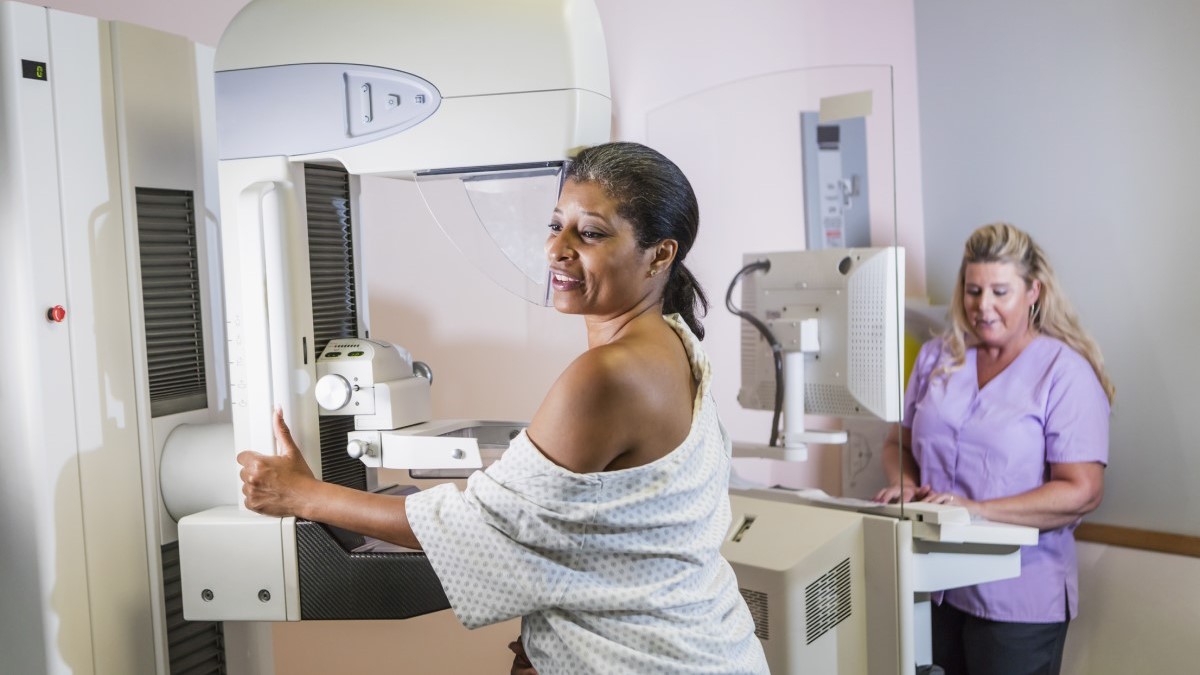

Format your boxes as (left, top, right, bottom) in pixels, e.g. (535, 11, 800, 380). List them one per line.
(725, 260, 785, 447)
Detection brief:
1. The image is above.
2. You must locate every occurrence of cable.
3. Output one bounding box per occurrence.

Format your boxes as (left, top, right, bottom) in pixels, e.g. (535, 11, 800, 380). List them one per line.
(725, 260, 785, 447)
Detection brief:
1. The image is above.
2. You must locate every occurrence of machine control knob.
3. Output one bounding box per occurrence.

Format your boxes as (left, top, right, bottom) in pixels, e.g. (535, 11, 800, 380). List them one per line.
(346, 439, 372, 459)
(315, 374, 352, 410)
(413, 360, 433, 384)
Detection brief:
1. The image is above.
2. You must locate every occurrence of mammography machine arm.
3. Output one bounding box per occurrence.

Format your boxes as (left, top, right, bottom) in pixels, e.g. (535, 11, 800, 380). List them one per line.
(171, 0, 611, 623)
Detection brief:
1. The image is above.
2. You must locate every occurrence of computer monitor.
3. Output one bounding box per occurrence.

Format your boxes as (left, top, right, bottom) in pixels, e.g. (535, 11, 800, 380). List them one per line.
(737, 247, 905, 430)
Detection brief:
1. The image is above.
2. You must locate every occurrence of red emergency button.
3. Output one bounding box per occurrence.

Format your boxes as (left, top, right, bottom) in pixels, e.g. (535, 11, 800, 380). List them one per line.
(47, 305, 66, 323)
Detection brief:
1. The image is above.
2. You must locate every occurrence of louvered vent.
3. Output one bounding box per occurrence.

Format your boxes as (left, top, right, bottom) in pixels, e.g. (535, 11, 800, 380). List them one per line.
(805, 557, 853, 644)
(318, 414, 361, 488)
(739, 587, 770, 641)
(162, 541, 226, 674)
(305, 164, 366, 491)
(136, 188, 208, 417)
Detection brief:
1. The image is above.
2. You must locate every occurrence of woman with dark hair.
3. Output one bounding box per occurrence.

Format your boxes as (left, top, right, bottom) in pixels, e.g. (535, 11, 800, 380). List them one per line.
(559, 141, 709, 338)
(238, 142, 769, 674)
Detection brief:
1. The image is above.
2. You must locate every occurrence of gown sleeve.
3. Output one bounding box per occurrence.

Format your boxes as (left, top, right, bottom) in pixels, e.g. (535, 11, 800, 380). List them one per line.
(405, 432, 599, 629)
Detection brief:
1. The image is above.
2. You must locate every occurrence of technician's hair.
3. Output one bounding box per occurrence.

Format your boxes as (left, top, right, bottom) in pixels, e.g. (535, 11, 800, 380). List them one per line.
(565, 141, 710, 339)
(941, 222, 1115, 403)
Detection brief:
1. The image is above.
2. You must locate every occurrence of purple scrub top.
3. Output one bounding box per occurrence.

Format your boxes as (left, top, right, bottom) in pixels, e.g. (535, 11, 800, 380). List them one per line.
(904, 335, 1110, 622)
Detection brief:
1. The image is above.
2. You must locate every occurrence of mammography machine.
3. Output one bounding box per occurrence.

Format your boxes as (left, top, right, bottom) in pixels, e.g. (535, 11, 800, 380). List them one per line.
(722, 249, 1039, 674)
(173, 0, 611, 626)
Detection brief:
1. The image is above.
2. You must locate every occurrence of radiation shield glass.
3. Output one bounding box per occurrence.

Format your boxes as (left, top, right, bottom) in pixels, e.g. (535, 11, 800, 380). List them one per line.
(645, 65, 903, 481)
(413, 164, 564, 306)
(646, 65, 908, 675)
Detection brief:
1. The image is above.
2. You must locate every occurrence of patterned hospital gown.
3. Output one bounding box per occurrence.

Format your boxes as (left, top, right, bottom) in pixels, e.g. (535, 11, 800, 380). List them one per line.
(406, 314, 768, 674)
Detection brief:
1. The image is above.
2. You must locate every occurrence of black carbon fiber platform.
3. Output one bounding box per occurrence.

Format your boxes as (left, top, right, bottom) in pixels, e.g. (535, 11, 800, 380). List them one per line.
(296, 520, 450, 620)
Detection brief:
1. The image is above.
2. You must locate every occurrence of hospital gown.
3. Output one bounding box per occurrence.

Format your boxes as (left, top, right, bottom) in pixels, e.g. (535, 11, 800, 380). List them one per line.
(406, 314, 768, 674)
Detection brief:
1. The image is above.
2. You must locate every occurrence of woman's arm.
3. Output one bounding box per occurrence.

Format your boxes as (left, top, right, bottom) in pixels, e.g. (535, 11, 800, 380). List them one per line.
(238, 409, 421, 549)
(874, 425, 930, 503)
(925, 461, 1105, 530)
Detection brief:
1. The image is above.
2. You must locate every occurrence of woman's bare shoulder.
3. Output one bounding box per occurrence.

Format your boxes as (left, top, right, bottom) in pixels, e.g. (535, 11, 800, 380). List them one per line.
(527, 326, 696, 473)
(527, 345, 644, 473)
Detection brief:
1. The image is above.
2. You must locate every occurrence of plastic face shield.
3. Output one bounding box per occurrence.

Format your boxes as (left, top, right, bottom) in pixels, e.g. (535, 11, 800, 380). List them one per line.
(414, 163, 564, 306)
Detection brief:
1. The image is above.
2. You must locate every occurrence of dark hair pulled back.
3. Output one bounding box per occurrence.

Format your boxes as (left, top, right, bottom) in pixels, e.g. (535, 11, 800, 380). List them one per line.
(564, 142, 710, 339)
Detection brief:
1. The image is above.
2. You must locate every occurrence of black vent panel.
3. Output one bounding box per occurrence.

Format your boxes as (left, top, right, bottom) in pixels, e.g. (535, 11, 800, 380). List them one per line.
(805, 557, 853, 644)
(162, 541, 226, 674)
(304, 164, 366, 490)
(304, 164, 358, 349)
(136, 188, 208, 417)
(318, 415, 363, 490)
(739, 587, 770, 641)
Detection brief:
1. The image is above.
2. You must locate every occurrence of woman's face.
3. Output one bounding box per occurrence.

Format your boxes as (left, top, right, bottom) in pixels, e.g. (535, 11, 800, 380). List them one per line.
(963, 261, 1041, 349)
(545, 179, 656, 317)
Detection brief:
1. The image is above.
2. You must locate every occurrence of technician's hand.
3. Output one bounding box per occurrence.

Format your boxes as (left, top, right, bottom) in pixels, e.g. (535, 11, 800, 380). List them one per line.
(921, 490, 981, 517)
(874, 484, 932, 504)
(237, 409, 319, 517)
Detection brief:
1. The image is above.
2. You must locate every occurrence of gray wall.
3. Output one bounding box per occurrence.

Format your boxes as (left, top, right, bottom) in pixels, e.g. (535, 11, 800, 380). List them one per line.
(915, 0, 1200, 536)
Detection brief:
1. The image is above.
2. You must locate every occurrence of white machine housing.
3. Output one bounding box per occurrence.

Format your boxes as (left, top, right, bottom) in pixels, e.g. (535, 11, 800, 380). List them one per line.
(723, 490, 1039, 675)
(213, 0, 611, 173)
(314, 338, 488, 473)
(314, 337, 432, 429)
(1, 2, 226, 672)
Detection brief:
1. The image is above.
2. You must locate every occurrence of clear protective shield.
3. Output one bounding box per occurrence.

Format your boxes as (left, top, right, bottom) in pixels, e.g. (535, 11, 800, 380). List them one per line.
(414, 163, 564, 306)
(647, 66, 909, 675)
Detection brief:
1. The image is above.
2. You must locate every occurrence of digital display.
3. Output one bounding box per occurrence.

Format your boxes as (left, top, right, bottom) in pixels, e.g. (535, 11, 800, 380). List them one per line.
(21, 59, 47, 81)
